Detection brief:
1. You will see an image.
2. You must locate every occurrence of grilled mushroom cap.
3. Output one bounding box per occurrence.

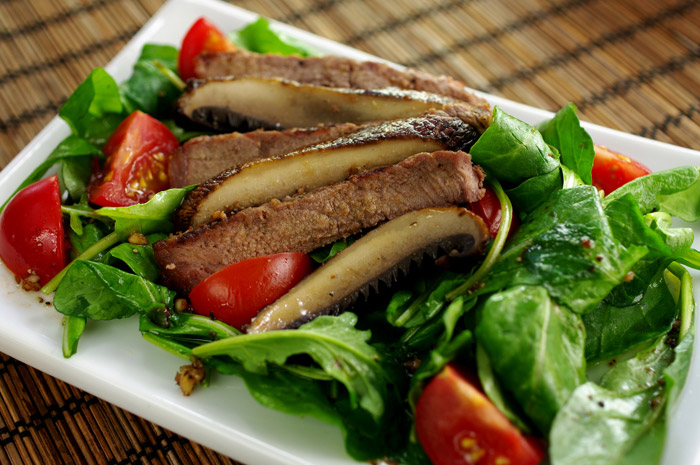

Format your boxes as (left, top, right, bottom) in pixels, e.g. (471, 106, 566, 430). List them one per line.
(246, 207, 488, 333)
(178, 76, 467, 132)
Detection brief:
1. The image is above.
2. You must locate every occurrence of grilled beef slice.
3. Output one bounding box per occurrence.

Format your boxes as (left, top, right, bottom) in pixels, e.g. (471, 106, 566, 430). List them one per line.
(154, 150, 485, 294)
(169, 123, 363, 187)
(194, 49, 489, 111)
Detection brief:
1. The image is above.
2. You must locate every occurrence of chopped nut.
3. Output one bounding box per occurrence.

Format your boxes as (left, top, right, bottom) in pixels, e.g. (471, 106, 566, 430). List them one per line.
(211, 210, 227, 221)
(128, 232, 149, 246)
(165, 263, 176, 270)
(174, 298, 189, 312)
(623, 270, 635, 282)
(175, 358, 206, 396)
(21, 272, 41, 292)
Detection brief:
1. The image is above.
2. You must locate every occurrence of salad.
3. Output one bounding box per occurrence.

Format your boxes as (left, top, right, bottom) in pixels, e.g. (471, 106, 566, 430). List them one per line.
(1, 14, 699, 465)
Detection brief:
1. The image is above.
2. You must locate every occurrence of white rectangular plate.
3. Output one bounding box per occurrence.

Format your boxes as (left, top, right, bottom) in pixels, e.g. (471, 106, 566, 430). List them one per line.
(1, 0, 699, 464)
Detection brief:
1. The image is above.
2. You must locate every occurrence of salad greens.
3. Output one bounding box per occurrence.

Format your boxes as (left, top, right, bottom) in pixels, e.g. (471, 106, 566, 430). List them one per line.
(2, 15, 699, 465)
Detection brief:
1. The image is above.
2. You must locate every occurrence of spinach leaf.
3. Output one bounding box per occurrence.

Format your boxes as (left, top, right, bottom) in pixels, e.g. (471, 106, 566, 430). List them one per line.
(602, 166, 699, 214)
(193, 313, 396, 427)
(120, 44, 182, 117)
(476, 285, 586, 433)
(470, 107, 560, 186)
(538, 103, 595, 184)
(657, 168, 700, 221)
(68, 221, 109, 260)
(231, 17, 318, 57)
(59, 67, 125, 146)
(104, 233, 166, 281)
(309, 237, 354, 264)
(504, 165, 562, 213)
(550, 337, 671, 465)
(0, 136, 102, 212)
(53, 260, 175, 320)
(95, 186, 194, 237)
(583, 260, 676, 362)
(59, 156, 93, 201)
(489, 186, 647, 314)
(476, 343, 532, 433)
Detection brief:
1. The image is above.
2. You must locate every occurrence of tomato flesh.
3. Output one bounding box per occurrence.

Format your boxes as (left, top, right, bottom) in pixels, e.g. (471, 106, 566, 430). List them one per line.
(189, 252, 314, 330)
(415, 365, 544, 465)
(178, 17, 237, 81)
(0, 175, 67, 285)
(87, 111, 179, 207)
(591, 144, 652, 195)
(470, 187, 519, 239)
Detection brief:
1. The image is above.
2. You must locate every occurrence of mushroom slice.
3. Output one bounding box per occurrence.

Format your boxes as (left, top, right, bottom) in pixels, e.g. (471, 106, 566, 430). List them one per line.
(176, 111, 480, 228)
(178, 77, 475, 132)
(246, 207, 488, 333)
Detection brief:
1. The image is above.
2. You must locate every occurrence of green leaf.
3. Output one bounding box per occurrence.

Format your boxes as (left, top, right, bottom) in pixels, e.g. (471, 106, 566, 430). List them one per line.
(59, 156, 92, 201)
(59, 67, 125, 145)
(62, 315, 86, 358)
(68, 221, 109, 260)
(231, 17, 318, 56)
(583, 260, 677, 362)
(470, 106, 560, 186)
(193, 313, 394, 426)
(504, 165, 562, 213)
(489, 186, 648, 314)
(602, 166, 699, 214)
(0, 135, 101, 213)
(309, 237, 354, 263)
(476, 285, 586, 433)
(95, 186, 194, 238)
(538, 103, 595, 184)
(103, 233, 166, 281)
(120, 44, 182, 117)
(53, 260, 175, 320)
(657, 168, 700, 221)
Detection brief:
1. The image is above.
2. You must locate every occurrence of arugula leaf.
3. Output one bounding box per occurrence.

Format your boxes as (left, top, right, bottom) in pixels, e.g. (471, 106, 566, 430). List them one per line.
(657, 168, 700, 221)
(68, 221, 109, 260)
(470, 106, 560, 185)
(309, 237, 354, 264)
(59, 67, 125, 146)
(62, 315, 86, 358)
(476, 285, 586, 433)
(193, 313, 395, 426)
(538, 103, 595, 184)
(231, 17, 318, 56)
(504, 165, 562, 213)
(53, 260, 175, 320)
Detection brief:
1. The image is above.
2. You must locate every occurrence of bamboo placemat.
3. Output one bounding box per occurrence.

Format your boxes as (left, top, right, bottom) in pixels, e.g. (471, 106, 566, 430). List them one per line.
(0, 0, 699, 463)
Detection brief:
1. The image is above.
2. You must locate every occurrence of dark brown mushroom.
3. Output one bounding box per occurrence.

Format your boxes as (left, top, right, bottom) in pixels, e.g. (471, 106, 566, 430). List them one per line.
(178, 76, 474, 132)
(246, 207, 488, 333)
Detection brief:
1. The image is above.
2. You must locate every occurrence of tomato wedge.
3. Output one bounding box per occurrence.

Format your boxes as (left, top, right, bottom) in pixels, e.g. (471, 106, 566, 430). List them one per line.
(189, 253, 314, 330)
(470, 187, 519, 239)
(415, 365, 544, 465)
(87, 111, 179, 207)
(592, 144, 652, 195)
(178, 17, 237, 81)
(0, 175, 67, 286)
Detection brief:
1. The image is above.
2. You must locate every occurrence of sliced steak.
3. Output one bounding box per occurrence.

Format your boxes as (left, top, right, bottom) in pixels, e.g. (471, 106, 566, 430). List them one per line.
(195, 49, 489, 111)
(169, 123, 362, 187)
(154, 150, 485, 294)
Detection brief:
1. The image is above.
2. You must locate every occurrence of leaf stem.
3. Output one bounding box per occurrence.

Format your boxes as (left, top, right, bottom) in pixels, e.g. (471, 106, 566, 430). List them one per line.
(445, 177, 513, 301)
(41, 231, 120, 294)
(678, 248, 700, 270)
(153, 60, 186, 91)
(667, 262, 694, 341)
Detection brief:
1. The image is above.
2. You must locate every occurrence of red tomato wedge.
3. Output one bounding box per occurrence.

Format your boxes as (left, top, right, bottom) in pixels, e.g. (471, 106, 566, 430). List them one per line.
(592, 144, 652, 195)
(178, 17, 237, 81)
(0, 175, 67, 286)
(416, 365, 544, 465)
(189, 253, 314, 331)
(87, 111, 179, 207)
(470, 187, 519, 239)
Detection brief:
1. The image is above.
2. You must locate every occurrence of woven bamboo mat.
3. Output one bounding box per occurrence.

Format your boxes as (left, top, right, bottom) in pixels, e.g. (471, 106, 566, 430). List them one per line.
(0, 0, 699, 463)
